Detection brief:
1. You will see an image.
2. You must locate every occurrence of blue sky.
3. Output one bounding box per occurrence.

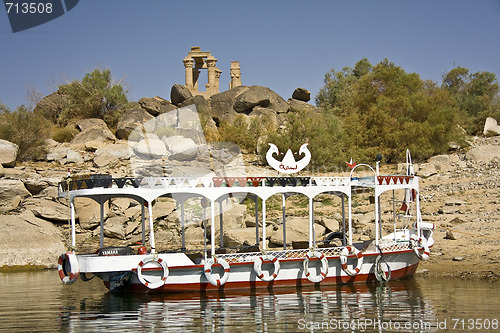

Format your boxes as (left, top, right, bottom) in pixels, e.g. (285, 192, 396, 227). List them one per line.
(1, 0, 499, 110)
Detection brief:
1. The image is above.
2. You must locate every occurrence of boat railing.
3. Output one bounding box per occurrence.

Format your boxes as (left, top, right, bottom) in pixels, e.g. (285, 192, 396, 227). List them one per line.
(215, 247, 344, 264)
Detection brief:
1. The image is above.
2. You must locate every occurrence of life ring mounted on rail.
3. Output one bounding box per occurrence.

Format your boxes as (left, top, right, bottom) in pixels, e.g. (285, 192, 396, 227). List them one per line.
(253, 254, 280, 282)
(137, 256, 169, 289)
(410, 234, 430, 261)
(340, 246, 364, 276)
(58, 251, 80, 285)
(303, 250, 329, 283)
(204, 257, 230, 287)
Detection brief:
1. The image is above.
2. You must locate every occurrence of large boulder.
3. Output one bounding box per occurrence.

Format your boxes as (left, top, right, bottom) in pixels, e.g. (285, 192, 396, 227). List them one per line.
(206, 202, 247, 237)
(23, 178, 50, 195)
(287, 98, 319, 114)
(116, 102, 155, 140)
(208, 86, 248, 123)
(69, 123, 116, 150)
(292, 87, 311, 102)
(171, 84, 193, 106)
(94, 143, 130, 168)
(483, 117, 500, 137)
(233, 86, 289, 114)
(65, 149, 84, 165)
(75, 118, 108, 132)
(139, 96, 177, 116)
(26, 198, 70, 223)
(46, 144, 69, 163)
(132, 134, 168, 159)
(179, 95, 209, 115)
(0, 179, 31, 206)
(33, 91, 71, 124)
(223, 228, 258, 247)
(269, 217, 325, 247)
(249, 107, 278, 128)
(465, 145, 500, 163)
(103, 216, 128, 240)
(0, 212, 66, 268)
(75, 197, 108, 230)
(0, 139, 19, 167)
(163, 136, 199, 161)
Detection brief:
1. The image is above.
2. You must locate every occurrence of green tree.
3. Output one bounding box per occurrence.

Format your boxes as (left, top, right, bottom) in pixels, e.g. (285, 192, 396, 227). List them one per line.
(262, 109, 347, 170)
(44, 68, 128, 127)
(442, 67, 499, 133)
(317, 59, 461, 162)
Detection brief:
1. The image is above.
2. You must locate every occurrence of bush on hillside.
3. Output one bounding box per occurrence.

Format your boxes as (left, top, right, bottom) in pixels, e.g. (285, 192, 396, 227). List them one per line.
(260, 109, 348, 171)
(0, 105, 49, 161)
(36, 68, 128, 129)
(317, 58, 463, 162)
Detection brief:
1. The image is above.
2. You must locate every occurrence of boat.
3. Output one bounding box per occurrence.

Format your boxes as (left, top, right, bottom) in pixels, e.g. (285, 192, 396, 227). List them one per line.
(57, 147, 434, 293)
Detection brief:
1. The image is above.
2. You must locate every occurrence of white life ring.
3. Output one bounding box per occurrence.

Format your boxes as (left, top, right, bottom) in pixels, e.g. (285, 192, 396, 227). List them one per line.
(340, 246, 364, 276)
(303, 251, 329, 283)
(57, 251, 79, 285)
(204, 257, 230, 287)
(253, 254, 280, 282)
(137, 256, 169, 289)
(410, 234, 430, 261)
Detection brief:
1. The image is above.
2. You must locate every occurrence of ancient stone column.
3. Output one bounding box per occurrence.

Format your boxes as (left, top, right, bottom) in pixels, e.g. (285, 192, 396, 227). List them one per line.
(215, 69, 222, 94)
(230, 61, 242, 89)
(183, 58, 195, 90)
(205, 58, 218, 96)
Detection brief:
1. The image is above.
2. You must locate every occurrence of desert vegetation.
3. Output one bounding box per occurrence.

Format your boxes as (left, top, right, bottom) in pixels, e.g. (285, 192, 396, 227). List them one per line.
(0, 60, 498, 166)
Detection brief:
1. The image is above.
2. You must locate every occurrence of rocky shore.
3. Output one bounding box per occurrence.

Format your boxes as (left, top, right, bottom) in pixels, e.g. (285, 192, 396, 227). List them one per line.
(0, 85, 499, 281)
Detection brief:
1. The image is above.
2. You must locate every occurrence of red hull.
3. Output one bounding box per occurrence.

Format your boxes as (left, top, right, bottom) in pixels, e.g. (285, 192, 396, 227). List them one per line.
(105, 263, 419, 294)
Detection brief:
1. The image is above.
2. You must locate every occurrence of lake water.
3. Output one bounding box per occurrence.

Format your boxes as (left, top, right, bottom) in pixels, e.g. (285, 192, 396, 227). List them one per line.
(0, 271, 498, 332)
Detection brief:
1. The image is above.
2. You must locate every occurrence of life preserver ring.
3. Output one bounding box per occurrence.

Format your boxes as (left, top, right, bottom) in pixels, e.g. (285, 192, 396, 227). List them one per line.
(58, 251, 79, 285)
(303, 251, 329, 283)
(137, 256, 169, 289)
(204, 257, 230, 287)
(410, 234, 430, 261)
(340, 246, 364, 276)
(253, 254, 280, 282)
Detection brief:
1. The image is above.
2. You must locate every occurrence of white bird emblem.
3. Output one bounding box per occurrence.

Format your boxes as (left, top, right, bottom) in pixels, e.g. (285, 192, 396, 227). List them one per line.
(266, 143, 311, 174)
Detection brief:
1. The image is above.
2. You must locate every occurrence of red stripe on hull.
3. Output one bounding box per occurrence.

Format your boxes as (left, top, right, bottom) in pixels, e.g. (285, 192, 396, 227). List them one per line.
(107, 263, 419, 294)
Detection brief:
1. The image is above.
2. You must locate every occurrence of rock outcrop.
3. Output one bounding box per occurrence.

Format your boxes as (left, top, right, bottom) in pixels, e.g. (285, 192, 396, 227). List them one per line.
(139, 96, 177, 116)
(116, 102, 155, 140)
(292, 87, 311, 102)
(0, 139, 18, 167)
(0, 212, 66, 268)
(483, 117, 500, 137)
(171, 84, 193, 106)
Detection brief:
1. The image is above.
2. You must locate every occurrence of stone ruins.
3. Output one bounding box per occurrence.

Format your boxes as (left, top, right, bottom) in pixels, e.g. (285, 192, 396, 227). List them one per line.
(183, 46, 241, 97)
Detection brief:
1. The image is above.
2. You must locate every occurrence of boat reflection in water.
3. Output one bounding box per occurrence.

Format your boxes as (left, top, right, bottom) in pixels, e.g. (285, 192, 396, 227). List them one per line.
(61, 279, 436, 332)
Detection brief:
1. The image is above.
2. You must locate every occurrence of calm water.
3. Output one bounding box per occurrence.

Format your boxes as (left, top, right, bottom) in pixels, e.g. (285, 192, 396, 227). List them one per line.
(0, 271, 498, 332)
